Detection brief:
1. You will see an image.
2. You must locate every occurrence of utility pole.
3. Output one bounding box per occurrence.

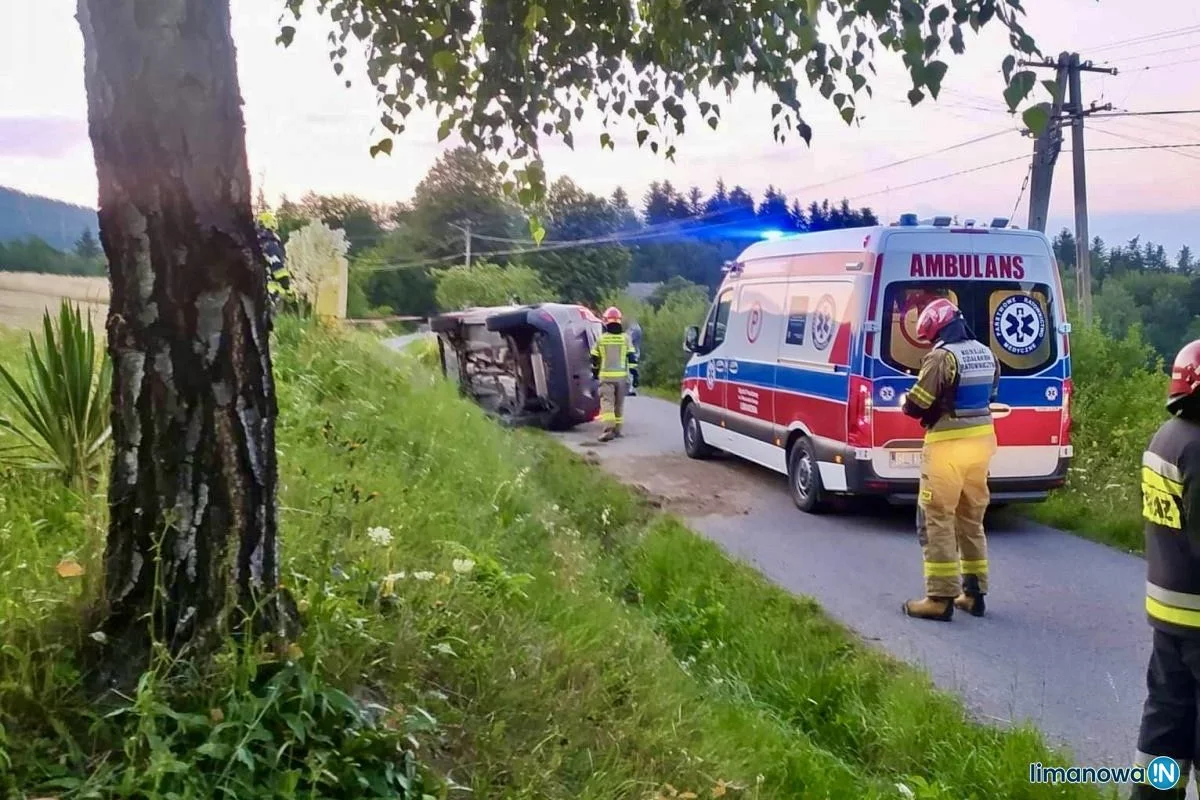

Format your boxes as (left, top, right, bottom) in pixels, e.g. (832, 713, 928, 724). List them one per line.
(1020, 51, 1116, 325)
(1024, 54, 1069, 234)
(448, 220, 473, 267)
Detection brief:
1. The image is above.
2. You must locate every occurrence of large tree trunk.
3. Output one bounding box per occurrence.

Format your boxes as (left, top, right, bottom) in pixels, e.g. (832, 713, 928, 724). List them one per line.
(78, 0, 293, 674)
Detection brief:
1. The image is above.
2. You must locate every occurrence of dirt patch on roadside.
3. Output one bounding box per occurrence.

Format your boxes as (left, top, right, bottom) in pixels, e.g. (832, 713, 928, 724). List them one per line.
(579, 451, 763, 517)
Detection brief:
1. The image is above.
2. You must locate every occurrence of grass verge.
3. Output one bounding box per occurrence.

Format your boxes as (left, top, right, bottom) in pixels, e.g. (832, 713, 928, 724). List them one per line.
(0, 317, 1109, 799)
(1027, 322, 1168, 554)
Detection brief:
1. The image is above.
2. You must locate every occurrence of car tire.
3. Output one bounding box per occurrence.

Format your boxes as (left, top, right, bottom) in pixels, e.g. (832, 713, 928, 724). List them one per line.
(682, 404, 715, 460)
(788, 436, 827, 513)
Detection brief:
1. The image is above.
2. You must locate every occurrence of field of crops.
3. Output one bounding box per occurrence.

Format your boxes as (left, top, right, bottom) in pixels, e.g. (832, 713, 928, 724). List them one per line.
(0, 272, 108, 330)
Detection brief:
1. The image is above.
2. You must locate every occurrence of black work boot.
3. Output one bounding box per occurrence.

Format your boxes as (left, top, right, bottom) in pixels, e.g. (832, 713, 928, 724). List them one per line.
(954, 575, 986, 617)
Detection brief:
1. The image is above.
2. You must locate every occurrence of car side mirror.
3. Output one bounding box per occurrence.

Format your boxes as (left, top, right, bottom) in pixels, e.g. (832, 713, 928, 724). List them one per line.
(683, 326, 700, 352)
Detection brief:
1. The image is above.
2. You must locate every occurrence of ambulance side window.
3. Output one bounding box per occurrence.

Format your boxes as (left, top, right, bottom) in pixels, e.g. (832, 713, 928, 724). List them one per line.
(707, 289, 734, 349)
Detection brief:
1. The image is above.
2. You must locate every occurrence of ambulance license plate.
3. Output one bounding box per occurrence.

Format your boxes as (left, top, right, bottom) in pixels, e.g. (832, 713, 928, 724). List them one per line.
(889, 450, 921, 469)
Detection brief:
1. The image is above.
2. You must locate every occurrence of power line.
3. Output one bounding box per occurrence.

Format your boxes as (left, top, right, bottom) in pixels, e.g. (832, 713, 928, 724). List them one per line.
(1088, 124, 1200, 161)
(1085, 25, 1200, 55)
(1104, 43, 1200, 65)
(1088, 110, 1200, 119)
(355, 216, 749, 273)
(846, 142, 1200, 202)
(438, 127, 1022, 250)
(1115, 56, 1200, 75)
(779, 128, 1017, 199)
(358, 141, 1200, 274)
(1010, 162, 1033, 223)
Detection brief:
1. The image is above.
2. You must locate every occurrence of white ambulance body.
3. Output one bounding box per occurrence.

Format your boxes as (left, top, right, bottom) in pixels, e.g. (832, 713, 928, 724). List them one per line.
(679, 214, 1073, 511)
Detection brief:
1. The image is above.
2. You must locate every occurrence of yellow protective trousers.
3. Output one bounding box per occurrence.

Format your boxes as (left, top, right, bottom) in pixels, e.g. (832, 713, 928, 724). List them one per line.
(599, 380, 626, 431)
(916, 430, 997, 598)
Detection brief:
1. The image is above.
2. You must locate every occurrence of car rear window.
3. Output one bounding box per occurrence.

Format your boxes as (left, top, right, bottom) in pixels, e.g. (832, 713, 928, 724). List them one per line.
(879, 281, 1056, 377)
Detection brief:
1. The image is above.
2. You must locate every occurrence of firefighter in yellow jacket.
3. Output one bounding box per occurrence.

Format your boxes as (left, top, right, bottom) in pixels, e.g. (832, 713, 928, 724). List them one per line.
(900, 297, 1001, 621)
(591, 306, 637, 442)
(1128, 340, 1200, 799)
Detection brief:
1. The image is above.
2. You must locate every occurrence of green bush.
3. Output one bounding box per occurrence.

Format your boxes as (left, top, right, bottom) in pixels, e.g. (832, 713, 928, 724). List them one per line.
(1032, 320, 1168, 551)
(605, 283, 709, 391)
(433, 261, 556, 311)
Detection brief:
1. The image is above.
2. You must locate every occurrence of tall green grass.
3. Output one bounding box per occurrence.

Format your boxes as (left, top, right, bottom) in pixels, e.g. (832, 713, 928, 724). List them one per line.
(1031, 322, 1168, 552)
(0, 317, 1108, 799)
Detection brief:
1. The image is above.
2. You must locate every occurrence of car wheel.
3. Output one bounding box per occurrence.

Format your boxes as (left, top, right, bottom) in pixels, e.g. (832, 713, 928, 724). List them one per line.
(682, 404, 715, 460)
(788, 436, 827, 513)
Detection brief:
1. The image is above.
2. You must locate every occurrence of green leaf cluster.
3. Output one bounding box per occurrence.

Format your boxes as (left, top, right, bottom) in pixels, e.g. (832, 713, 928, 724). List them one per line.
(281, 0, 1043, 204)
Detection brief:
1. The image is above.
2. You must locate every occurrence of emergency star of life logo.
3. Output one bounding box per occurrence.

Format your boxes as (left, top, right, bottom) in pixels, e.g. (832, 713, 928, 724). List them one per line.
(993, 295, 1046, 356)
(746, 302, 763, 343)
(705, 359, 716, 390)
(811, 294, 837, 351)
(880, 386, 896, 402)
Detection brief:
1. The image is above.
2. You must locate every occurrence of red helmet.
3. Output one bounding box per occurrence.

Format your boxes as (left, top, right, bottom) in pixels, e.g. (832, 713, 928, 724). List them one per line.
(1168, 340, 1200, 411)
(603, 306, 622, 323)
(916, 297, 960, 343)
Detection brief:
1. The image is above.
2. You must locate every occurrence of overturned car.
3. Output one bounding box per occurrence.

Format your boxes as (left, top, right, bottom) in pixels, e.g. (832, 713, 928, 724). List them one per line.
(430, 303, 604, 430)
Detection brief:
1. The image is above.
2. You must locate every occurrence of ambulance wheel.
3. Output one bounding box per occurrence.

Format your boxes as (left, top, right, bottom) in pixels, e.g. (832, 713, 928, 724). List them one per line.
(788, 437, 826, 513)
(682, 404, 715, 460)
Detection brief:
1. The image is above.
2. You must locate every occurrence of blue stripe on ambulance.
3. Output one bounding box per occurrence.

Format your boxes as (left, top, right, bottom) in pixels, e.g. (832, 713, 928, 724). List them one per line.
(685, 360, 849, 403)
(867, 356, 1065, 409)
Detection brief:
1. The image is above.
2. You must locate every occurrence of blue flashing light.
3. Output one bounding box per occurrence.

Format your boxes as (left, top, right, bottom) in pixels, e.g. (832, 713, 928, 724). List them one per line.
(898, 213, 918, 226)
(759, 229, 785, 240)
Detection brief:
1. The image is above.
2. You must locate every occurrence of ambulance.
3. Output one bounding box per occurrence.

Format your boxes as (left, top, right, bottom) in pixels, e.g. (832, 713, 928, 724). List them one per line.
(679, 214, 1073, 512)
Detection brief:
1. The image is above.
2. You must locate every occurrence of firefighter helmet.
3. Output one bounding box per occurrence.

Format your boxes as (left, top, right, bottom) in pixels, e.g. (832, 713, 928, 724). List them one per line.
(257, 210, 278, 231)
(1168, 339, 1200, 412)
(916, 297, 960, 343)
(603, 306, 622, 323)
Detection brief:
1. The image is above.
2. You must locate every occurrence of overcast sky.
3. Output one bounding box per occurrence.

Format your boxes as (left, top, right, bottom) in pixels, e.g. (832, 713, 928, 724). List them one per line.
(1, 0, 1198, 252)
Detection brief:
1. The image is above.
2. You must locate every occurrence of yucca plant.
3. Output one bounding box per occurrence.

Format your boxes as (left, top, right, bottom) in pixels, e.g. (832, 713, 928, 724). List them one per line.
(0, 300, 112, 491)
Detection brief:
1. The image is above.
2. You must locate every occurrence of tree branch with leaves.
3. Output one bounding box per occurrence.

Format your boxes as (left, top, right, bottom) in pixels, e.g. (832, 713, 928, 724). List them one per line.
(280, 0, 1044, 239)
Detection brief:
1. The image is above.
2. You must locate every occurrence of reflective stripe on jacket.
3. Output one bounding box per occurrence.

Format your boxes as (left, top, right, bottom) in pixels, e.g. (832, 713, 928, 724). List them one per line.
(592, 332, 631, 380)
(1143, 416, 1200, 637)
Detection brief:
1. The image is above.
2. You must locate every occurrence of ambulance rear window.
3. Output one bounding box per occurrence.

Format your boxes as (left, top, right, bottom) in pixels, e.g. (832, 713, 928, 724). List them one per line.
(879, 281, 1057, 377)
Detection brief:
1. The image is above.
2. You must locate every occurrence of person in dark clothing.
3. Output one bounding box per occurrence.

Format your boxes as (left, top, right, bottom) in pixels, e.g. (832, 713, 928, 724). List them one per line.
(1129, 339, 1200, 798)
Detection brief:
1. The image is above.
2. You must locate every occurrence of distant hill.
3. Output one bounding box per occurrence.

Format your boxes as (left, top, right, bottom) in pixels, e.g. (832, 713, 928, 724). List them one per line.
(0, 186, 99, 252)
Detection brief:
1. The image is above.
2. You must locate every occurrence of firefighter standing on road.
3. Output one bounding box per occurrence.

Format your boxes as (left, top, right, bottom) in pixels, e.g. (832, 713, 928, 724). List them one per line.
(591, 306, 637, 442)
(1128, 340, 1200, 799)
(900, 297, 1001, 621)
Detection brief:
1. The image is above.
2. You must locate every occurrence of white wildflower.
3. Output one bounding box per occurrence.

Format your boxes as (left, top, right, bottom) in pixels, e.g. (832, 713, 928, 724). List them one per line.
(413, 571, 435, 581)
(895, 783, 915, 799)
(367, 526, 393, 547)
(89, 631, 108, 644)
(452, 558, 475, 575)
(601, 506, 612, 527)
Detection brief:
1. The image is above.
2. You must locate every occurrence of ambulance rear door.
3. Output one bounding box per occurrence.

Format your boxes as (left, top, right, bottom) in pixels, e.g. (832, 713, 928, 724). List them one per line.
(869, 228, 1068, 482)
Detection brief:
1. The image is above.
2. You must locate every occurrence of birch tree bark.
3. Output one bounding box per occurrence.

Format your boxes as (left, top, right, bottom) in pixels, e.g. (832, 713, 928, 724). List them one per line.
(78, 0, 293, 669)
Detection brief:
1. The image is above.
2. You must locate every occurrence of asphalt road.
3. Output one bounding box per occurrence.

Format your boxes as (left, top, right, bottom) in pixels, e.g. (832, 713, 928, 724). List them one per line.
(556, 393, 1164, 785)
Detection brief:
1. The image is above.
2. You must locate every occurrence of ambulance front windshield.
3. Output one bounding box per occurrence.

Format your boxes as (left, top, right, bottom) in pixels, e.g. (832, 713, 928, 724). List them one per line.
(879, 281, 1057, 377)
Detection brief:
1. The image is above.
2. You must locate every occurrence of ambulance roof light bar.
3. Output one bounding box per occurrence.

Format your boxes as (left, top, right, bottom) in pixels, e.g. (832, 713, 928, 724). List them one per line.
(921, 216, 953, 227)
(989, 217, 1010, 228)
